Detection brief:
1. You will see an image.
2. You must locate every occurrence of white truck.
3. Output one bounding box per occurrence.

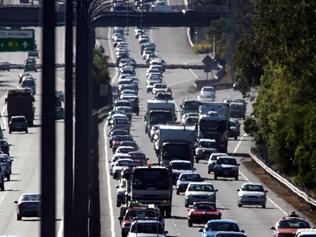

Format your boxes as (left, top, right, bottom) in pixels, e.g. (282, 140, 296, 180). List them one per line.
(154, 124, 196, 166)
(198, 102, 230, 153)
(144, 99, 176, 134)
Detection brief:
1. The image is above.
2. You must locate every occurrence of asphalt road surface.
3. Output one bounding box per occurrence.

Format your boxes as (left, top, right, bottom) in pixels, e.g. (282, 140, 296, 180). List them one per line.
(0, 26, 65, 236)
(97, 25, 305, 237)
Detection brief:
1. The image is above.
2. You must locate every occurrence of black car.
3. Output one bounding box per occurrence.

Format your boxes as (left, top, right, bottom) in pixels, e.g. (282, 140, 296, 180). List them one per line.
(0, 139, 10, 156)
(228, 119, 240, 140)
(9, 116, 28, 134)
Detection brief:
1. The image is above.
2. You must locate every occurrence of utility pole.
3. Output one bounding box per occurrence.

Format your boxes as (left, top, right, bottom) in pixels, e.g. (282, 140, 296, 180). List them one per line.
(40, 0, 56, 235)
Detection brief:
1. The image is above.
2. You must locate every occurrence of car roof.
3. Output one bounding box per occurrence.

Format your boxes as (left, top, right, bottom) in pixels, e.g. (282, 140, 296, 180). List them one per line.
(241, 182, 263, 187)
(170, 160, 191, 164)
(188, 182, 213, 186)
(207, 219, 238, 224)
(199, 138, 216, 142)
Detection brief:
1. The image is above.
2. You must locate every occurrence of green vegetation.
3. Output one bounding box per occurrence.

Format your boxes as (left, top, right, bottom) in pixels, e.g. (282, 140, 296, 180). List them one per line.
(234, 1, 316, 189)
(92, 47, 111, 109)
(192, 42, 212, 54)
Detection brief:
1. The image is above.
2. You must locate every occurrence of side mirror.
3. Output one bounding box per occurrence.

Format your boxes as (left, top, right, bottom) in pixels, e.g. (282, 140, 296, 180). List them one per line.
(14, 201, 18, 204)
(241, 229, 245, 233)
(264, 190, 268, 193)
(115, 185, 119, 188)
(118, 217, 123, 221)
(146, 158, 149, 161)
(215, 189, 218, 192)
(164, 231, 168, 234)
(271, 227, 276, 230)
(199, 229, 203, 232)
(144, 115, 147, 121)
(193, 168, 196, 171)
(237, 164, 240, 166)
(237, 189, 240, 191)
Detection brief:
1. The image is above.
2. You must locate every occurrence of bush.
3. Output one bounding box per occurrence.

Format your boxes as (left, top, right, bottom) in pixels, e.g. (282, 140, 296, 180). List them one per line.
(192, 42, 212, 54)
(243, 116, 257, 136)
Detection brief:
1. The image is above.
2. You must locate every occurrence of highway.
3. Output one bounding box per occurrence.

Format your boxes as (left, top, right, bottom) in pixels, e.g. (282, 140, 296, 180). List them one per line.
(97, 24, 306, 237)
(0, 26, 65, 236)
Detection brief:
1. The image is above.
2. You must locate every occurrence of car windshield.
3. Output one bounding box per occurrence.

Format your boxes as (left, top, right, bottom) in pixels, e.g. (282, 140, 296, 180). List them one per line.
(116, 147, 135, 153)
(183, 101, 199, 111)
(278, 219, 311, 228)
(22, 194, 40, 201)
(207, 222, 240, 231)
(130, 222, 164, 234)
(111, 130, 129, 136)
(171, 162, 192, 170)
(242, 184, 264, 192)
(12, 117, 25, 123)
(21, 80, 35, 87)
(217, 158, 237, 165)
(133, 169, 170, 190)
(200, 120, 227, 132)
(180, 174, 201, 181)
(194, 203, 216, 211)
(199, 141, 216, 148)
(117, 160, 133, 166)
(189, 184, 214, 192)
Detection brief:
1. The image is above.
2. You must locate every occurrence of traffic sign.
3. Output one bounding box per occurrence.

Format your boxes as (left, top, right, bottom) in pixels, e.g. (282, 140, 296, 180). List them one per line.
(0, 29, 35, 52)
(202, 54, 217, 73)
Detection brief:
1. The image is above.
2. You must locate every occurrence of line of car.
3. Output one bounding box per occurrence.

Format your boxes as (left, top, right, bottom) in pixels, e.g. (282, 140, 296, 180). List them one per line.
(108, 23, 316, 237)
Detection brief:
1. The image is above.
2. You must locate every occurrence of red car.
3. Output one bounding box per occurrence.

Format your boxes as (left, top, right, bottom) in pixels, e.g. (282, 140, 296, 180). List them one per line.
(271, 212, 311, 237)
(187, 201, 221, 227)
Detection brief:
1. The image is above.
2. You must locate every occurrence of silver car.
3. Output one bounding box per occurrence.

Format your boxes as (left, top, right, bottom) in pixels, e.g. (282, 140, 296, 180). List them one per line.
(14, 193, 40, 220)
(237, 183, 267, 208)
(185, 182, 218, 207)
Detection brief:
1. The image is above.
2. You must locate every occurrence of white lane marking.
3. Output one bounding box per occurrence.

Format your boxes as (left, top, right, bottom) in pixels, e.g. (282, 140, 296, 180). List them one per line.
(189, 68, 199, 79)
(103, 125, 116, 237)
(108, 28, 119, 84)
(233, 133, 247, 153)
(57, 220, 64, 237)
(233, 135, 288, 215)
(1, 104, 7, 130)
(174, 101, 181, 123)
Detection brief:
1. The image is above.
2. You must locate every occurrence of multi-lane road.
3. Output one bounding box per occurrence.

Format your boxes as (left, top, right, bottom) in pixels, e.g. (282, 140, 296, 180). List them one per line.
(0, 27, 65, 236)
(97, 24, 308, 237)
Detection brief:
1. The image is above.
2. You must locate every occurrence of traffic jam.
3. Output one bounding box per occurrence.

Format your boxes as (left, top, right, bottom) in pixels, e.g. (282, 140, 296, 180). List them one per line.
(0, 49, 64, 221)
(106, 24, 316, 237)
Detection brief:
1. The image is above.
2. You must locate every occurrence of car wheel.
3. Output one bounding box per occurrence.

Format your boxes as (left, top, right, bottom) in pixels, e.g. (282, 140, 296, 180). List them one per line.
(176, 190, 180, 195)
(165, 208, 171, 218)
(185, 203, 188, 208)
(188, 220, 192, 227)
(207, 169, 211, 174)
(262, 204, 266, 208)
(113, 173, 117, 179)
(17, 214, 22, 220)
(238, 203, 242, 207)
(116, 202, 120, 207)
(234, 136, 237, 140)
(0, 183, 4, 191)
(235, 176, 239, 180)
(26, 129, 28, 133)
(7, 174, 10, 181)
(214, 174, 218, 180)
(195, 158, 199, 163)
(9, 130, 11, 134)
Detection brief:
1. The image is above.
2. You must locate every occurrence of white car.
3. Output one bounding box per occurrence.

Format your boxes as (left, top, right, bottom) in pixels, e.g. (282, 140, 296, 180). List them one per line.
(198, 93, 215, 103)
(169, 160, 194, 184)
(127, 219, 167, 237)
(194, 138, 217, 163)
(176, 172, 203, 194)
(115, 178, 128, 207)
(112, 158, 134, 180)
(237, 183, 267, 208)
(152, 83, 168, 95)
(207, 153, 227, 174)
(185, 182, 218, 207)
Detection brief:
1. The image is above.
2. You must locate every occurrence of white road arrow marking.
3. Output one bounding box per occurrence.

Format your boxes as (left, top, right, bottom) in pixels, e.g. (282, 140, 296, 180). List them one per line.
(22, 41, 28, 48)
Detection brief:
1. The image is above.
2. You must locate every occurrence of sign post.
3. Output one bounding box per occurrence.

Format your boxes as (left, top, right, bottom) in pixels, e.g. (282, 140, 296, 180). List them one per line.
(0, 29, 35, 52)
(202, 54, 216, 80)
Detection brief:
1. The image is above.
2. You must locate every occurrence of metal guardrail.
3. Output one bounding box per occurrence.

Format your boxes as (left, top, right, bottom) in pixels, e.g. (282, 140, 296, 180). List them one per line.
(249, 151, 316, 208)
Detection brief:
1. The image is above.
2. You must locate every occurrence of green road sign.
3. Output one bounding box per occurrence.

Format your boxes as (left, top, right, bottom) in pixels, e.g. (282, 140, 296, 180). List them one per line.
(0, 29, 35, 52)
